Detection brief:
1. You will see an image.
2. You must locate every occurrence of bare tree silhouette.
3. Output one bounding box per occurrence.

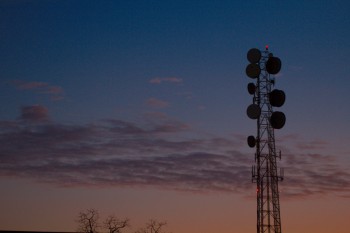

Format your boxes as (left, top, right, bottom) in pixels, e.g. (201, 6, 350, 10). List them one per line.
(77, 209, 100, 233)
(135, 219, 168, 233)
(104, 215, 130, 233)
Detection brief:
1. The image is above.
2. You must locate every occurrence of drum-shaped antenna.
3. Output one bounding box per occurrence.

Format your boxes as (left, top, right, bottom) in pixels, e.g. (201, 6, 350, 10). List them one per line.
(247, 135, 256, 148)
(246, 63, 261, 79)
(247, 83, 256, 95)
(270, 111, 286, 129)
(269, 89, 286, 107)
(266, 56, 281, 74)
(247, 48, 261, 63)
(247, 104, 261, 119)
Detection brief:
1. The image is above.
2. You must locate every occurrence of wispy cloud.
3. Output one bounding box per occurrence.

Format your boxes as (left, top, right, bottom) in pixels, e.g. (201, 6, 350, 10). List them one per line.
(11, 80, 65, 101)
(296, 140, 328, 150)
(0, 108, 349, 199)
(149, 77, 183, 84)
(279, 152, 350, 199)
(146, 97, 169, 108)
(14, 81, 48, 90)
(20, 105, 50, 122)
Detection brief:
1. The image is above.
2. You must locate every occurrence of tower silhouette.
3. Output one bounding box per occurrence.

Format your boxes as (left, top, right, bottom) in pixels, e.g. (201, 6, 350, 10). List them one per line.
(245, 47, 285, 233)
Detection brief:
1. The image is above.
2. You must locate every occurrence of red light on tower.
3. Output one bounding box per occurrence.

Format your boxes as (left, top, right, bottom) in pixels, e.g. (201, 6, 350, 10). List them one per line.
(265, 45, 269, 50)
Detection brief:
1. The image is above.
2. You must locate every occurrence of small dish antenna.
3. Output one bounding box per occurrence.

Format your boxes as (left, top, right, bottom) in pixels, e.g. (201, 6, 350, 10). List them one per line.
(247, 48, 261, 63)
(247, 104, 261, 119)
(247, 135, 256, 148)
(246, 63, 261, 79)
(266, 57, 282, 74)
(247, 83, 256, 95)
(269, 89, 286, 107)
(270, 111, 286, 129)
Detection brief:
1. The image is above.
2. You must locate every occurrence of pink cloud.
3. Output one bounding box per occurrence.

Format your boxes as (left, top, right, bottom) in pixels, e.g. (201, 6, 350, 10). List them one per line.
(146, 97, 169, 108)
(11, 80, 65, 101)
(13, 81, 48, 90)
(149, 77, 183, 84)
(44, 86, 63, 94)
(20, 105, 49, 122)
(296, 140, 328, 150)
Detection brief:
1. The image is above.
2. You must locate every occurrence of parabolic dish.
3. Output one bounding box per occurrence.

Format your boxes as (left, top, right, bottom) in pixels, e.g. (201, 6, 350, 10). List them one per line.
(247, 83, 256, 95)
(269, 89, 286, 107)
(266, 56, 281, 74)
(270, 111, 286, 129)
(247, 135, 256, 148)
(247, 104, 261, 119)
(246, 63, 261, 79)
(247, 48, 261, 63)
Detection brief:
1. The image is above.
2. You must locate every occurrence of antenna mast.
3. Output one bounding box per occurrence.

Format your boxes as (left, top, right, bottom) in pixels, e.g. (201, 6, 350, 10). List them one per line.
(245, 47, 285, 233)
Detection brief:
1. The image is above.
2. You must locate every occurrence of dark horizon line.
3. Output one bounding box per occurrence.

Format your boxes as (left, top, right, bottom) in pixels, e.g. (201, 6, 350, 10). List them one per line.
(0, 231, 78, 233)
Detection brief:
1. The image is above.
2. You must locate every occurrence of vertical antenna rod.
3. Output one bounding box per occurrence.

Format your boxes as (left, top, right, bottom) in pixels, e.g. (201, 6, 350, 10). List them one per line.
(245, 47, 286, 233)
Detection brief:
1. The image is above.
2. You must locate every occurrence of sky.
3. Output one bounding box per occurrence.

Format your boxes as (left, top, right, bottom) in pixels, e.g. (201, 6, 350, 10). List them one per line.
(0, 1, 350, 233)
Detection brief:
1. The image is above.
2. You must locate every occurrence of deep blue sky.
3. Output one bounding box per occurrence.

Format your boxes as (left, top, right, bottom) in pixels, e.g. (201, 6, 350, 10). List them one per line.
(1, 1, 350, 232)
(1, 1, 349, 134)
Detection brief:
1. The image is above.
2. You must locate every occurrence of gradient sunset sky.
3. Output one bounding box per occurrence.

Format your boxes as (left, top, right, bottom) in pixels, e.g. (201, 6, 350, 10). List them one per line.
(1, 1, 350, 233)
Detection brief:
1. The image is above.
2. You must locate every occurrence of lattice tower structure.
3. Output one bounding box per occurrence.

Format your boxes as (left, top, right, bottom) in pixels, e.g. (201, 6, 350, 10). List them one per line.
(246, 47, 285, 233)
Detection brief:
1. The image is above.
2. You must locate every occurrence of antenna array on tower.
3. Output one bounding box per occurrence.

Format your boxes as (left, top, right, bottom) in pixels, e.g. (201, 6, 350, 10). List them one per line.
(245, 47, 285, 233)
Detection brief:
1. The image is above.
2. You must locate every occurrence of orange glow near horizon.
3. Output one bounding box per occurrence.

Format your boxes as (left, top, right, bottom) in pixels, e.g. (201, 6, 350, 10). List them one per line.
(1, 180, 350, 233)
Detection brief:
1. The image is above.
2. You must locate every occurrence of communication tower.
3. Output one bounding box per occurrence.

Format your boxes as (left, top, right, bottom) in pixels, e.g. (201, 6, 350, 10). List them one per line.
(245, 47, 285, 233)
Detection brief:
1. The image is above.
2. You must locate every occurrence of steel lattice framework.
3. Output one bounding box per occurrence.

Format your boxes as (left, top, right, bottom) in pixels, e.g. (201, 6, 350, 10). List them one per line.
(245, 47, 285, 233)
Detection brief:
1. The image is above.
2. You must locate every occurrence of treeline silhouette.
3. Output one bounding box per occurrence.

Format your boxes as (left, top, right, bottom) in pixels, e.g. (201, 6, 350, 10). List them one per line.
(77, 209, 169, 233)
